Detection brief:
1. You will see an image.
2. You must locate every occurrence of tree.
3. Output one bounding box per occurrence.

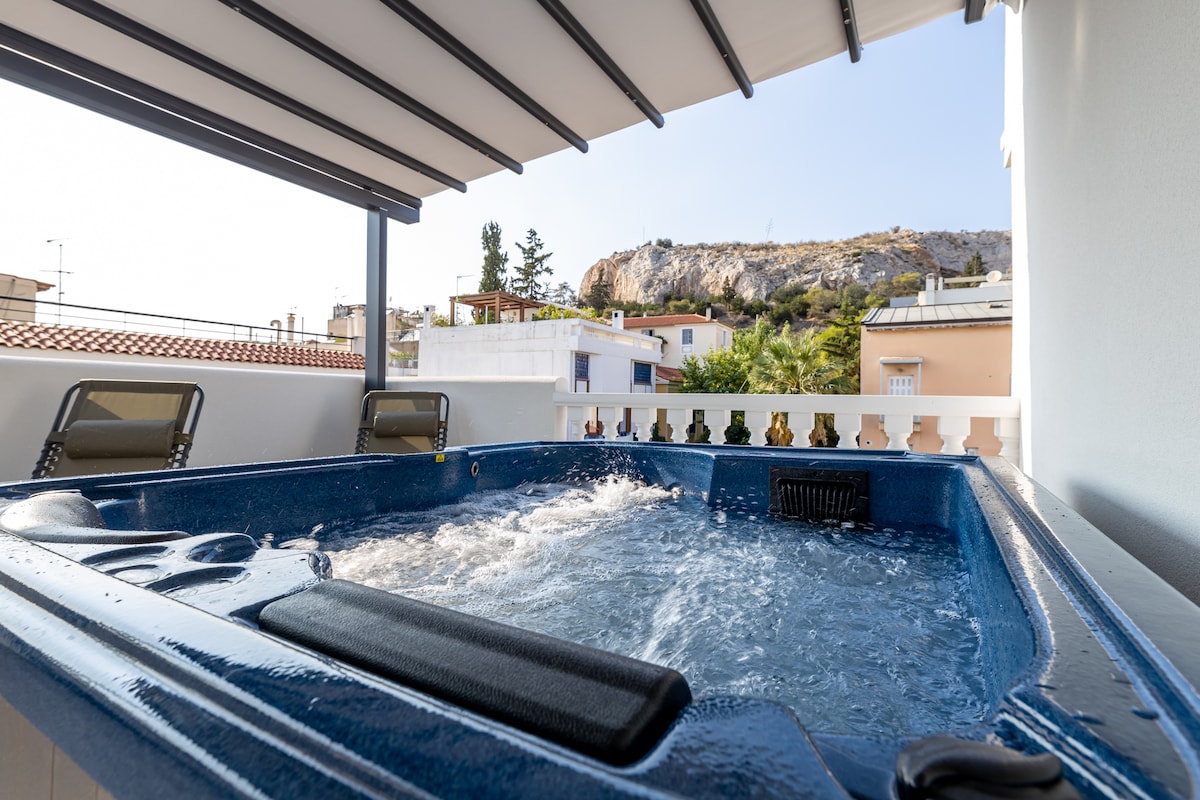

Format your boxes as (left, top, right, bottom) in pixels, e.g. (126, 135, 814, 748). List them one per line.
(721, 276, 737, 304)
(680, 317, 773, 395)
(512, 228, 553, 299)
(584, 276, 612, 311)
(751, 325, 851, 396)
(680, 348, 752, 394)
(549, 281, 578, 307)
(816, 310, 864, 392)
(479, 221, 508, 292)
(751, 324, 854, 447)
(963, 251, 986, 277)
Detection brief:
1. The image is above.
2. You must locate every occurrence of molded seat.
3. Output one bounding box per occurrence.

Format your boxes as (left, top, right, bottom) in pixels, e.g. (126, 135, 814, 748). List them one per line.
(355, 391, 449, 454)
(33, 379, 204, 478)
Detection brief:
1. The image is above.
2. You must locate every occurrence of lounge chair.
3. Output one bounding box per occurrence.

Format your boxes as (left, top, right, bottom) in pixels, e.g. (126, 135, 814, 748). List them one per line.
(355, 391, 449, 454)
(32, 379, 204, 478)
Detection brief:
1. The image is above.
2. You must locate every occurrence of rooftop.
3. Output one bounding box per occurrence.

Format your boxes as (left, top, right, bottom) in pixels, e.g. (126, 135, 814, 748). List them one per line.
(622, 314, 731, 328)
(862, 301, 1013, 329)
(0, 320, 364, 370)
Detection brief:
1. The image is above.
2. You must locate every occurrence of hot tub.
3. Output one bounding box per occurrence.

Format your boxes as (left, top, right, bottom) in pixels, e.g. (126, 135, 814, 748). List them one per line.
(1, 443, 1197, 799)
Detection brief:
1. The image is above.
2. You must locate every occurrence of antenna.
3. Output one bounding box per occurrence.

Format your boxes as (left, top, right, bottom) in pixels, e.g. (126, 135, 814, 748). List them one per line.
(43, 238, 73, 323)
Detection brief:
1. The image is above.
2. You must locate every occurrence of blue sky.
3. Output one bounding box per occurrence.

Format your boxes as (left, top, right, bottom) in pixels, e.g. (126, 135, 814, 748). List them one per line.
(0, 9, 1008, 337)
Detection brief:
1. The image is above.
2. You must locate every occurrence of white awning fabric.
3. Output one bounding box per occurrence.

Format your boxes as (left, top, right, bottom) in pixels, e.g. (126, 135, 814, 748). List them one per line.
(0, 0, 982, 222)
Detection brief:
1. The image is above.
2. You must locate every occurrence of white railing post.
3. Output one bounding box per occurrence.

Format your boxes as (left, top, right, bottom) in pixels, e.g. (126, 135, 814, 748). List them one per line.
(665, 407, 689, 443)
(630, 407, 653, 442)
(709, 408, 732, 445)
(597, 406, 619, 440)
(995, 416, 1020, 463)
(744, 410, 770, 447)
(565, 404, 587, 441)
(794, 411, 816, 448)
(834, 412, 860, 449)
(882, 414, 914, 451)
(938, 415, 971, 455)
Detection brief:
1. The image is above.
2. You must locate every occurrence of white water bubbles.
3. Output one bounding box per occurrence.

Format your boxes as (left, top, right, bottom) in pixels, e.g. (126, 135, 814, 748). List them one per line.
(314, 475, 988, 736)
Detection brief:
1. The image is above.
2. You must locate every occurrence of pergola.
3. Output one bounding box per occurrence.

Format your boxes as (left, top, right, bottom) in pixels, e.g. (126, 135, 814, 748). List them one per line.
(450, 291, 545, 326)
(0, 0, 1002, 389)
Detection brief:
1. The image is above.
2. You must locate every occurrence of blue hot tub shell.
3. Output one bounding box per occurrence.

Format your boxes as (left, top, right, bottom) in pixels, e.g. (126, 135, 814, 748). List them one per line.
(1, 442, 1198, 799)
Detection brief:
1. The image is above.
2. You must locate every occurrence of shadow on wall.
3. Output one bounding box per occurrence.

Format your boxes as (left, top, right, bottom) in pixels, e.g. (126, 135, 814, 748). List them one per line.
(1069, 482, 1200, 607)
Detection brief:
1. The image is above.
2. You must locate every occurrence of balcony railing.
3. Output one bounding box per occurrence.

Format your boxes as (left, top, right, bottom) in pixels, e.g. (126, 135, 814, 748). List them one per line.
(554, 392, 1020, 460)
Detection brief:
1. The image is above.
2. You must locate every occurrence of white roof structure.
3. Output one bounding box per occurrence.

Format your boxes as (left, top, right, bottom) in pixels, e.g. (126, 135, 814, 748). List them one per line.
(1, 0, 994, 223)
(0, 0, 1001, 386)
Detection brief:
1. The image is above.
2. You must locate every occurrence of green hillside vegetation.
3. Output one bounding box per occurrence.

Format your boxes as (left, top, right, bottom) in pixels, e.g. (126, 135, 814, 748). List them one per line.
(625, 270, 930, 447)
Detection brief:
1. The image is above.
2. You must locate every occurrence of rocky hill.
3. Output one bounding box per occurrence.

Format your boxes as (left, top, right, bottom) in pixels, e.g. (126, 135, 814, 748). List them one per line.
(579, 229, 1011, 304)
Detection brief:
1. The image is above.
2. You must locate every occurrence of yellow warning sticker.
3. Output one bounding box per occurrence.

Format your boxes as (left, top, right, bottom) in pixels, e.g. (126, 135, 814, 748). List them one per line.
(435, 454, 446, 463)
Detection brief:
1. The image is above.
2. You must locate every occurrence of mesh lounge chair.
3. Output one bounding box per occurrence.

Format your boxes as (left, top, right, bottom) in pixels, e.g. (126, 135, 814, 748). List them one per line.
(355, 391, 449, 454)
(32, 379, 204, 479)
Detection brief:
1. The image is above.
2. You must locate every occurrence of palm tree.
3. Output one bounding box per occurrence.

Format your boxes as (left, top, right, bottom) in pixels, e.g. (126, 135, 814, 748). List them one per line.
(751, 325, 853, 446)
(751, 325, 851, 395)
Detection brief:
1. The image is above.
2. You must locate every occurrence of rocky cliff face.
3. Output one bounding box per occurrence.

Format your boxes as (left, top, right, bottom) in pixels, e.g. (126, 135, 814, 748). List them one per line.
(579, 229, 1011, 304)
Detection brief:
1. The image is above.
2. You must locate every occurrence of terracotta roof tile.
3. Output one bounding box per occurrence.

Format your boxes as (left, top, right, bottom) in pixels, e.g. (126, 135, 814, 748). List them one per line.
(656, 366, 684, 383)
(621, 314, 732, 328)
(0, 320, 365, 370)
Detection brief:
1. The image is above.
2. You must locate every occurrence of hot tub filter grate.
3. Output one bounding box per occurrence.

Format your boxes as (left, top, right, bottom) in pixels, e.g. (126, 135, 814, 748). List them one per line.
(769, 467, 869, 524)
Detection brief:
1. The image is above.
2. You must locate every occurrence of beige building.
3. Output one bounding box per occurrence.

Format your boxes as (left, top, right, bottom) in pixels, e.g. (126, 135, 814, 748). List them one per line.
(859, 277, 1012, 455)
(0, 273, 53, 322)
(619, 311, 735, 370)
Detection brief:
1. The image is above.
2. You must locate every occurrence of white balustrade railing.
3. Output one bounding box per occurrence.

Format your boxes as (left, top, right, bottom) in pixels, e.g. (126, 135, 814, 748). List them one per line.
(553, 392, 1021, 461)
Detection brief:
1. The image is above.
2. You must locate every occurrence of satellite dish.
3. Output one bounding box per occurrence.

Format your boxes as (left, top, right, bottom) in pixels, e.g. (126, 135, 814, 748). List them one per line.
(986, 270, 1003, 283)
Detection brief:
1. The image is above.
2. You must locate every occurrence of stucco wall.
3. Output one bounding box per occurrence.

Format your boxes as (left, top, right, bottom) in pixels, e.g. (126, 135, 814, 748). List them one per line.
(1012, 1, 1200, 602)
(0, 352, 365, 481)
(860, 323, 1011, 455)
(649, 322, 733, 369)
(0, 352, 564, 482)
(418, 319, 659, 394)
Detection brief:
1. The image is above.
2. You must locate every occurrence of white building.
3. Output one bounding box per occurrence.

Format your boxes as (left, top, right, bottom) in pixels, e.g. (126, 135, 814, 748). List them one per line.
(619, 312, 735, 369)
(417, 315, 661, 395)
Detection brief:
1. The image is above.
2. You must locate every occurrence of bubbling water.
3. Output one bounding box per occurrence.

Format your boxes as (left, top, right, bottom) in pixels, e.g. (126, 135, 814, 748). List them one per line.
(309, 475, 988, 735)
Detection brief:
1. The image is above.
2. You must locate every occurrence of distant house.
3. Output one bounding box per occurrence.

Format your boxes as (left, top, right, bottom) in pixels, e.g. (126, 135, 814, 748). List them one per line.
(0, 273, 54, 322)
(859, 275, 1012, 455)
(417, 314, 661, 395)
(328, 303, 422, 373)
(619, 311, 736, 383)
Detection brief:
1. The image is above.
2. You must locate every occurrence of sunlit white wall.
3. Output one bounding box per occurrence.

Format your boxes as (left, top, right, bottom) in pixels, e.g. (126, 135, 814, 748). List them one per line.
(1010, 0, 1200, 601)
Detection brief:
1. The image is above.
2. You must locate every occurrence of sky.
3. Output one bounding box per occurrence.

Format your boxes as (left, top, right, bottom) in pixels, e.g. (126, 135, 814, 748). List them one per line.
(0, 9, 1009, 339)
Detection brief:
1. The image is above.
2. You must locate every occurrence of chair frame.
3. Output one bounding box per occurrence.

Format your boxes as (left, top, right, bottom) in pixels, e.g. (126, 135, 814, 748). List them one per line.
(355, 391, 449, 454)
(33, 379, 205, 479)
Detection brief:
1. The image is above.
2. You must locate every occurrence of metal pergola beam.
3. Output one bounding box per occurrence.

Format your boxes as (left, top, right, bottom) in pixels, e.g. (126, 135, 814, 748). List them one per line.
(839, 0, 862, 64)
(365, 209, 388, 392)
(964, 0, 991, 24)
(0, 28, 420, 223)
(215, 0, 523, 175)
(376, 0, 589, 153)
(687, 0, 753, 98)
(534, 0, 664, 129)
(53, 0, 468, 192)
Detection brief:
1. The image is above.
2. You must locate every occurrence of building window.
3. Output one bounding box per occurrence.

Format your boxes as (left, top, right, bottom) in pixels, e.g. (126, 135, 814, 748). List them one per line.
(633, 362, 652, 385)
(574, 352, 590, 392)
(681, 327, 694, 353)
(887, 375, 915, 395)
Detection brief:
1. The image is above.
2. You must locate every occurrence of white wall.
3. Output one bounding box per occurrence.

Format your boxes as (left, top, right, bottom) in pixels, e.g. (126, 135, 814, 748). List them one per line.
(1011, 1, 1200, 601)
(0, 351, 365, 481)
(0, 352, 565, 482)
(387, 375, 565, 445)
(418, 318, 660, 394)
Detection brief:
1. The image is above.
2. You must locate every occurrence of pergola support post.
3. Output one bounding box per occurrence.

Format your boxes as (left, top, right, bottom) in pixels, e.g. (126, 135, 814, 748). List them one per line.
(365, 207, 388, 392)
